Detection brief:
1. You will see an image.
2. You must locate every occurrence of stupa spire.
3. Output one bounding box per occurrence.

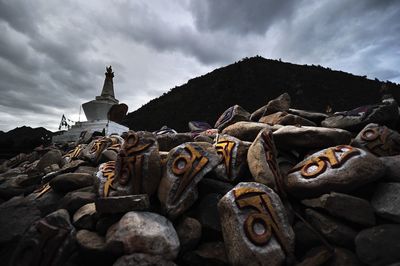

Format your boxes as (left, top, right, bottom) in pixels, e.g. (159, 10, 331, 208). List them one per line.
(101, 66, 115, 98)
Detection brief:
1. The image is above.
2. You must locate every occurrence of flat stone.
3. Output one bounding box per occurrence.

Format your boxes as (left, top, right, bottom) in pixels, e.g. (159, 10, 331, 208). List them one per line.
(352, 123, 400, 156)
(250, 93, 291, 121)
(106, 211, 180, 259)
(273, 126, 352, 149)
(76, 229, 106, 252)
(329, 247, 362, 266)
(113, 253, 176, 266)
(50, 172, 95, 193)
(95, 194, 150, 214)
(259, 111, 316, 126)
(35, 149, 62, 173)
(221, 121, 277, 142)
(301, 192, 376, 226)
(218, 182, 295, 266)
(59, 191, 96, 214)
(286, 145, 385, 198)
(158, 142, 220, 219)
(305, 209, 357, 248)
(75, 165, 97, 175)
(371, 182, 400, 223)
(176, 216, 202, 253)
(214, 105, 251, 131)
(156, 133, 194, 152)
(287, 108, 328, 124)
(73, 202, 97, 230)
(355, 224, 400, 266)
(381, 155, 400, 182)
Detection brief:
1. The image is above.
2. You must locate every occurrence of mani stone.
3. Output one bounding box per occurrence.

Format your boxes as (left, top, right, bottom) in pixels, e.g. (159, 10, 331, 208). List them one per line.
(304, 208, 357, 248)
(352, 123, 400, 156)
(272, 125, 352, 150)
(355, 224, 400, 266)
(301, 192, 376, 226)
(82, 135, 124, 164)
(222, 121, 279, 142)
(259, 111, 316, 127)
(95, 194, 150, 214)
(250, 93, 291, 121)
(9, 209, 76, 266)
(158, 142, 220, 219)
(212, 134, 249, 183)
(218, 182, 295, 266)
(286, 145, 385, 198)
(214, 105, 251, 131)
(112, 131, 161, 197)
(371, 182, 400, 223)
(247, 128, 281, 190)
(381, 155, 400, 182)
(156, 133, 194, 152)
(106, 211, 180, 260)
(50, 172, 95, 193)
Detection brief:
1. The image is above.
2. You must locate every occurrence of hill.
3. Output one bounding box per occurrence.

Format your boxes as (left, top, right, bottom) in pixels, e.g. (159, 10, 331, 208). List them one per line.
(123, 56, 400, 132)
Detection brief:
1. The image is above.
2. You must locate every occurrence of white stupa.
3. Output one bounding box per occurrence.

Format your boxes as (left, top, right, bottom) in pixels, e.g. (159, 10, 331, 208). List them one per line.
(53, 66, 129, 143)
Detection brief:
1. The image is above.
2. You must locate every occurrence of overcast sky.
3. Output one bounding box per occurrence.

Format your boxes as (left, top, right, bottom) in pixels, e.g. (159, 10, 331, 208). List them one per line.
(0, 0, 399, 132)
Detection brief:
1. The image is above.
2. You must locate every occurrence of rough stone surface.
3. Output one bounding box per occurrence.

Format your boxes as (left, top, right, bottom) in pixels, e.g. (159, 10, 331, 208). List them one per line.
(381, 155, 400, 182)
(95, 194, 150, 214)
(156, 133, 194, 152)
(215, 105, 251, 131)
(273, 126, 352, 149)
(76, 229, 106, 252)
(35, 149, 62, 172)
(197, 193, 222, 232)
(305, 208, 357, 248)
(302, 192, 376, 226)
(73, 202, 97, 229)
(259, 111, 316, 127)
(371, 182, 400, 223)
(250, 93, 291, 121)
(106, 211, 180, 259)
(59, 191, 96, 214)
(158, 142, 220, 219)
(221, 121, 278, 142)
(286, 145, 385, 198)
(355, 224, 400, 266)
(218, 182, 295, 266)
(352, 123, 400, 156)
(113, 253, 176, 266)
(287, 108, 328, 124)
(176, 216, 202, 252)
(50, 172, 95, 193)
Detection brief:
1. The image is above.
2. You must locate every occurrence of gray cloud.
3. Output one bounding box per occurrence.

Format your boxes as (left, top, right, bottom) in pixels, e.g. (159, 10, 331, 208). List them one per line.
(0, 0, 399, 132)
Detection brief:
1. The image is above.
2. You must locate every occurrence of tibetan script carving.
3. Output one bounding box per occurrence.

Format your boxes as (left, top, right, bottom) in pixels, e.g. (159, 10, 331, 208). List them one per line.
(101, 161, 116, 197)
(215, 139, 235, 178)
(360, 125, 400, 156)
(290, 145, 360, 178)
(233, 187, 291, 255)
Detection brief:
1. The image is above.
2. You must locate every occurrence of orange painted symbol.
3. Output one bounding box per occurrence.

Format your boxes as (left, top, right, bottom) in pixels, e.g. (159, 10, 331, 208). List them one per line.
(102, 161, 116, 197)
(215, 139, 236, 178)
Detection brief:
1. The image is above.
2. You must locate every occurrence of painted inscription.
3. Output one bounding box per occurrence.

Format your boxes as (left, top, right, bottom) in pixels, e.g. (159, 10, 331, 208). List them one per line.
(63, 144, 83, 161)
(233, 187, 290, 255)
(171, 144, 208, 203)
(360, 126, 400, 156)
(290, 145, 360, 178)
(101, 161, 116, 197)
(116, 132, 152, 194)
(216, 106, 234, 127)
(215, 139, 236, 178)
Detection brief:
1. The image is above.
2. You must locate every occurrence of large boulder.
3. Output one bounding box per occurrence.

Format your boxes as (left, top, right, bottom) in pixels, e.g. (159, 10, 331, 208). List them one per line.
(371, 182, 400, 223)
(214, 105, 251, 131)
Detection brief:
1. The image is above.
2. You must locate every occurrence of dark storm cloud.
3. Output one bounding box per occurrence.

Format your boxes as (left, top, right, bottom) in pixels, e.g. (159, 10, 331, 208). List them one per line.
(0, 0, 398, 131)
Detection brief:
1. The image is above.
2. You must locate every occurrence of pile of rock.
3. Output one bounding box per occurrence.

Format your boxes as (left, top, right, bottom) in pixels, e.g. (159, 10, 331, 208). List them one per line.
(0, 92, 399, 266)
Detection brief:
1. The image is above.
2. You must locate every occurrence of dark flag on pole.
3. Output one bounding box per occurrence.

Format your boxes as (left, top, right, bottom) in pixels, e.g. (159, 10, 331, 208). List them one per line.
(59, 114, 69, 130)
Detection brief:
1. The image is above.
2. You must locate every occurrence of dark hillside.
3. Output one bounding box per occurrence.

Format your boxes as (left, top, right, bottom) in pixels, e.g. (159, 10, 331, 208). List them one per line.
(124, 56, 400, 132)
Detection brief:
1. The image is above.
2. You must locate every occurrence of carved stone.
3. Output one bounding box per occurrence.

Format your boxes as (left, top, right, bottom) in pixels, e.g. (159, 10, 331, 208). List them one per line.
(214, 105, 251, 131)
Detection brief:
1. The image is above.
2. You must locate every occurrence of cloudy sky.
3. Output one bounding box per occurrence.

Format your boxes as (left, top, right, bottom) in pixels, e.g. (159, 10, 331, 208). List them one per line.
(0, 0, 399, 132)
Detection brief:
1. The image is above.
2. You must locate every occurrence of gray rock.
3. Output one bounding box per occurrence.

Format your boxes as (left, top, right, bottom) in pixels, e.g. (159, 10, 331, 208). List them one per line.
(259, 111, 316, 126)
(287, 108, 328, 124)
(106, 211, 180, 259)
(218, 182, 295, 266)
(75, 165, 97, 175)
(381, 155, 400, 182)
(76, 229, 106, 252)
(113, 253, 176, 266)
(73, 202, 97, 230)
(50, 172, 95, 193)
(355, 224, 400, 266)
(212, 134, 249, 182)
(156, 133, 194, 152)
(10, 209, 76, 266)
(215, 105, 251, 131)
(305, 209, 357, 248)
(286, 146, 385, 198)
(112, 131, 161, 197)
(302, 192, 376, 226)
(176, 216, 202, 252)
(371, 182, 400, 223)
(59, 191, 96, 214)
(352, 123, 400, 156)
(35, 149, 62, 173)
(158, 142, 220, 219)
(95, 194, 150, 214)
(197, 193, 222, 232)
(250, 93, 291, 121)
(273, 126, 352, 149)
(221, 121, 278, 142)
(0, 196, 41, 245)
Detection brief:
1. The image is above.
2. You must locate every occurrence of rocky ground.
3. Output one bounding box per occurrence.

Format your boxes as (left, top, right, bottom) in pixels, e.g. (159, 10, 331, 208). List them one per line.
(0, 92, 399, 266)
